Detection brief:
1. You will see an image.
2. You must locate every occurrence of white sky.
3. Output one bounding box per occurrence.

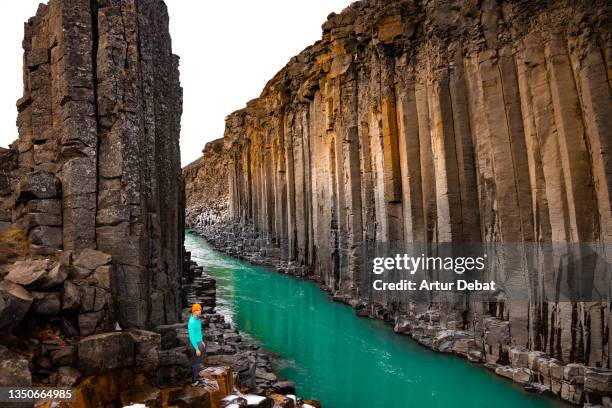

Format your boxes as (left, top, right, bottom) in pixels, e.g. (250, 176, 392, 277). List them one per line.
(0, 1, 352, 166)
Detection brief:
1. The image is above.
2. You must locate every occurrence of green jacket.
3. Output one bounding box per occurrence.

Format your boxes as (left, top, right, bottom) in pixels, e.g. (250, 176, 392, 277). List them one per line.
(188, 314, 203, 351)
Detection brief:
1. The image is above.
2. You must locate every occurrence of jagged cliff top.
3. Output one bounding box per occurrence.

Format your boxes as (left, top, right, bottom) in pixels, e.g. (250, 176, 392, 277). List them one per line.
(221, 0, 609, 137)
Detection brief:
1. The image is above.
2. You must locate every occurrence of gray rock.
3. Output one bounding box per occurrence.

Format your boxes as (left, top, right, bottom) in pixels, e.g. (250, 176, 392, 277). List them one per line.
(38, 263, 69, 289)
(495, 365, 515, 380)
(73, 248, 112, 272)
(28, 226, 62, 255)
(77, 311, 105, 337)
(88, 265, 112, 290)
(160, 346, 190, 367)
(564, 363, 585, 385)
(393, 315, 412, 335)
(15, 171, 59, 201)
(584, 367, 612, 394)
(155, 323, 184, 349)
(50, 345, 76, 366)
(31, 291, 61, 314)
(120, 384, 162, 408)
(127, 329, 161, 372)
(0, 280, 32, 332)
(5, 259, 51, 286)
(0, 345, 31, 386)
(56, 366, 80, 387)
(61, 280, 80, 310)
(77, 332, 134, 375)
(513, 368, 533, 385)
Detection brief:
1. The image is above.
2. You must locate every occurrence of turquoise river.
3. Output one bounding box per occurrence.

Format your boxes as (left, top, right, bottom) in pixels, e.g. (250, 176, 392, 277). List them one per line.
(186, 232, 565, 408)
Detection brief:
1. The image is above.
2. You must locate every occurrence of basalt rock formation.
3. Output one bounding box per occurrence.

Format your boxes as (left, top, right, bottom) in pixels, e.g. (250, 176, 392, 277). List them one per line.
(2, 0, 184, 329)
(184, 138, 229, 228)
(186, 0, 612, 404)
(0, 0, 185, 395)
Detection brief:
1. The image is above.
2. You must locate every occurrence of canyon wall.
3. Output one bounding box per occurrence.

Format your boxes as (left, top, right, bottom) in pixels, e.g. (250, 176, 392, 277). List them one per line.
(1, 0, 183, 334)
(184, 138, 229, 228)
(187, 0, 612, 403)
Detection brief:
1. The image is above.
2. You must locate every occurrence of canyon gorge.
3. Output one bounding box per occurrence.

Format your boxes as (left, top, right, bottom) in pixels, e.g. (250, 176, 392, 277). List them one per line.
(185, 0, 612, 405)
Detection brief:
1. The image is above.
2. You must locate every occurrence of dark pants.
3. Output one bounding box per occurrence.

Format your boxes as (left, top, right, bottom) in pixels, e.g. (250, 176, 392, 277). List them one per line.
(190, 341, 205, 382)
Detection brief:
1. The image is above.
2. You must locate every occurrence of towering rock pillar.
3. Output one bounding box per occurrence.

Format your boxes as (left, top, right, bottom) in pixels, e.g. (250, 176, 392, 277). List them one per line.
(10, 0, 183, 329)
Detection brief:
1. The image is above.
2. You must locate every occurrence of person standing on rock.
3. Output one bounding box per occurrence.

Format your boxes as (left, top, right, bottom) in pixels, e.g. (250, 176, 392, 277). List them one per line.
(188, 303, 205, 385)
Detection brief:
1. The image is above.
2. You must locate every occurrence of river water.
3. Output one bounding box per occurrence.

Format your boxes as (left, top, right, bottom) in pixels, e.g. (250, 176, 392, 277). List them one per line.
(186, 232, 564, 408)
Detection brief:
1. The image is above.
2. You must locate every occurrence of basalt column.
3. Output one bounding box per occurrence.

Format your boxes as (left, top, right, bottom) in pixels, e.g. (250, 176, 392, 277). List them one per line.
(187, 0, 612, 403)
(9, 0, 183, 330)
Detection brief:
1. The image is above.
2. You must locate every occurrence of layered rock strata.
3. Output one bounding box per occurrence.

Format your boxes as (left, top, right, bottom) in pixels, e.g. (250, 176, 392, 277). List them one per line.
(186, 0, 612, 404)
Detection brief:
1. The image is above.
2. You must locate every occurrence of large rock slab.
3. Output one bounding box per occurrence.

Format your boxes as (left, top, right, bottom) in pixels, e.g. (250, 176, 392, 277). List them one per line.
(126, 329, 161, 372)
(5, 259, 52, 286)
(0, 345, 31, 386)
(77, 332, 134, 375)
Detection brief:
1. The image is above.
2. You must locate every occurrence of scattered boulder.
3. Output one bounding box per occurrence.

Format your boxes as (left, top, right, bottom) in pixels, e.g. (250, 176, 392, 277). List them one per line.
(393, 315, 412, 334)
(495, 365, 515, 380)
(39, 263, 69, 289)
(0, 279, 32, 332)
(155, 323, 184, 349)
(513, 368, 533, 385)
(273, 380, 296, 395)
(5, 259, 52, 286)
(270, 394, 295, 408)
(77, 332, 134, 375)
(127, 329, 161, 372)
(56, 366, 81, 387)
(73, 248, 112, 276)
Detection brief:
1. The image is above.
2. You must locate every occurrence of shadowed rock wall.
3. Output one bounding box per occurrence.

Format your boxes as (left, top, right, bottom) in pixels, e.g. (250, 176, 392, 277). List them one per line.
(3, 0, 183, 330)
(187, 0, 612, 402)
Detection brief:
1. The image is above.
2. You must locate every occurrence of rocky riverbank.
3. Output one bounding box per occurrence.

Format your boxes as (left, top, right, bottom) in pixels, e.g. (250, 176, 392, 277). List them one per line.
(181, 255, 322, 408)
(191, 221, 612, 406)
